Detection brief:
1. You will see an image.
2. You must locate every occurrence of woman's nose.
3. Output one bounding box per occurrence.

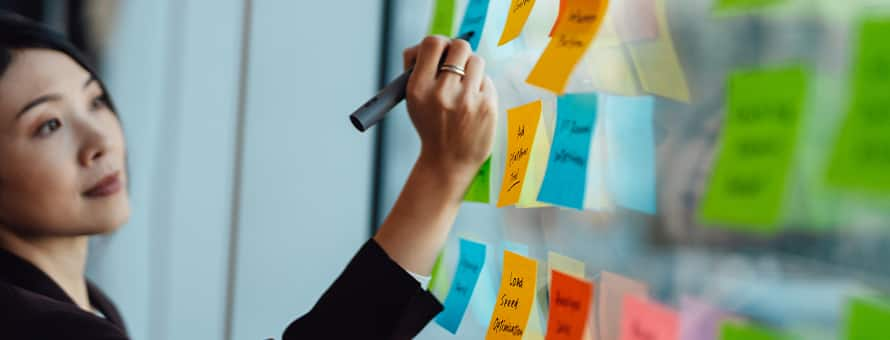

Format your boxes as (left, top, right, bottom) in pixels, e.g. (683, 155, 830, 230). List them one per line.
(78, 120, 112, 168)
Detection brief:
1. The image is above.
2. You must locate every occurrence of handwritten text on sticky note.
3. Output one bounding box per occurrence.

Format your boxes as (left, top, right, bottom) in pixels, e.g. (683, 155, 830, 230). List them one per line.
(499, 0, 537, 45)
(498, 100, 543, 207)
(526, 0, 609, 93)
(487, 251, 538, 339)
(436, 239, 487, 334)
(826, 17, 890, 193)
(546, 270, 594, 340)
(538, 93, 598, 209)
(699, 66, 809, 230)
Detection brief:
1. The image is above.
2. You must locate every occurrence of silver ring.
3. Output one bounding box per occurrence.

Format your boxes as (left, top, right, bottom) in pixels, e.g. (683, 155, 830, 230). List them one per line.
(439, 64, 466, 77)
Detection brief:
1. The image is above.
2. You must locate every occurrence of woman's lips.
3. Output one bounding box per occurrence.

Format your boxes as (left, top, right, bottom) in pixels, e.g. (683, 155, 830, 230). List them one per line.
(84, 172, 123, 198)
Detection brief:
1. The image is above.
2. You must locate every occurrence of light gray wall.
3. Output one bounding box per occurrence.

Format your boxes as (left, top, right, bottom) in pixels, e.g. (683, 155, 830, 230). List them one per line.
(229, 0, 381, 339)
(87, 1, 380, 339)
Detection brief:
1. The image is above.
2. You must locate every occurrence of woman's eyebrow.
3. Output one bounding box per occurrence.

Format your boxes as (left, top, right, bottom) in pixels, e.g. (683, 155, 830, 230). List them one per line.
(16, 94, 62, 120)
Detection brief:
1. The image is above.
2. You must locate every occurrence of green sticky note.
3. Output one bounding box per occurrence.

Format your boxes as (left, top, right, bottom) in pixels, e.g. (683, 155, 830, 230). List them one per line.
(846, 296, 890, 339)
(463, 157, 491, 203)
(826, 16, 890, 194)
(699, 66, 809, 231)
(715, 0, 785, 12)
(428, 0, 456, 36)
(429, 249, 452, 300)
(720, 322, 790, 340)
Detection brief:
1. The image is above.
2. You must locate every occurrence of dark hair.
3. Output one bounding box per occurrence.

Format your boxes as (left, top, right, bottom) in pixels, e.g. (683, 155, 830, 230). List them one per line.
(0, 10, 117, 113)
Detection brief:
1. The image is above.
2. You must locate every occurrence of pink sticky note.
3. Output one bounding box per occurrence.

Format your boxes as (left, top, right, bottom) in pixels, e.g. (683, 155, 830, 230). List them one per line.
(619, 295, 680, 340)
(679, 297, 734, 340)
(597, 272, 649, 340)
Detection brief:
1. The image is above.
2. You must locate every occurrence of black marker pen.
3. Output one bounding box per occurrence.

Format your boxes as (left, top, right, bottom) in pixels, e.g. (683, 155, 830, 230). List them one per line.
(349, 31, 476, 132)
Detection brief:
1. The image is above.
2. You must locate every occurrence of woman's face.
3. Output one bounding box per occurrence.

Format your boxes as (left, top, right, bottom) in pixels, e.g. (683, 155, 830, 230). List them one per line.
(0, 49, 129, 237)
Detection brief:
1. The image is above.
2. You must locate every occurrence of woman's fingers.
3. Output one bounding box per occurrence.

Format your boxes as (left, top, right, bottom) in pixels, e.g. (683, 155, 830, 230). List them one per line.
(463, 55, 485, 92)
(413, 36, 449, 83)
(439, 39, 473, 87)
(402, 45, 419, 71)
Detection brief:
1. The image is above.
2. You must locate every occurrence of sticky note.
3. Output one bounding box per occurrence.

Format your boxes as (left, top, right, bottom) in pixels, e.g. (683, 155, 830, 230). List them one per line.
(627, 0, 690, 102)
(538, 93, 598, 210)
(583, 43, 643, 96)
(584, 106, 613, 211)
(429, 0, 456, 36)
(619, 295, 679, 340)
(598, 272, 648, 340)
(719, 322, 788, 340)
(715, 0, 784, 13)
(698, 66, 809, 230)
(526, 0, 609, 94)
(487, 251, 538, 339)
(517, 101, 553, 208)
(545, 271, 595, 340)
(549, 0, 567, 36)
(436, 239, 487, 334)
(826, 16, 890, 193)
(499, 0, 537, 45)
(547, 252, 585, 287)
(680, 297, 734, 340)
(465, 157, 492, 203)
(457, 0, 491, 50)
(613, 0, 658, 42)
(604, 95, 657, 214)
(498, 100, 544, 207)
(845, 296, 890, 340)
(429, 250, 449, 299)
(473, 242, 528, 328)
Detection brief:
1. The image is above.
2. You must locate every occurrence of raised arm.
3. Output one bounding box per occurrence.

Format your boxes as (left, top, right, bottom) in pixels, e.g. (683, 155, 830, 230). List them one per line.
(373, 35, 497, 276)
(282, 36, 496, 339)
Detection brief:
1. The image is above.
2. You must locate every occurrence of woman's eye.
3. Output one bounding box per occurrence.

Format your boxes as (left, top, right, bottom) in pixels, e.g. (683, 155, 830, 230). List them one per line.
(90, 95, 108, 111)
(35, 118, 62, 137)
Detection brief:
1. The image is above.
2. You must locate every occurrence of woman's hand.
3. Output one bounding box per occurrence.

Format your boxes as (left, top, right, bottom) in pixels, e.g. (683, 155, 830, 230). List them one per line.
(402, 35, 498, 186)
(373, 36, 498, 276)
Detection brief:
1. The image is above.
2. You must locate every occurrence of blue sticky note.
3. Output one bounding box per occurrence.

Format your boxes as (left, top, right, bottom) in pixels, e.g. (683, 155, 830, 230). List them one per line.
(435, 239, 487, 333)
(457, 0, 490, 50)
(537, 93, 599, 210)
(604, 95, 657, 214)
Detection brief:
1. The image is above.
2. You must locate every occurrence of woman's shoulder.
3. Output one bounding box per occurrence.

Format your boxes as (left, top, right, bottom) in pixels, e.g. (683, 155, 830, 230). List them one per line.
(0, 278, 129, 339)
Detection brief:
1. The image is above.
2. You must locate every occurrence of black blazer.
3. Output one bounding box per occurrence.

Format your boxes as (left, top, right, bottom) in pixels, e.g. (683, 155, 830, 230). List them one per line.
(0, 239, 443, 339)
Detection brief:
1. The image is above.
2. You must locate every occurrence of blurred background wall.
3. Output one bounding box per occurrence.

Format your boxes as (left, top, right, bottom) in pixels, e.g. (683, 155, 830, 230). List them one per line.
(0, 1, 383, 339)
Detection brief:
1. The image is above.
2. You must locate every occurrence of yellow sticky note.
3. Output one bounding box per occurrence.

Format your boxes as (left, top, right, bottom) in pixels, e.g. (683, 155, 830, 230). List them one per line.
(526, 0, 609, 94)
(517, 101, 553, 208)
(627, 0, 690, 102)
(487, 251, 538, 339)
(498, 100, 544, 208)
(499, 0, 538, 46)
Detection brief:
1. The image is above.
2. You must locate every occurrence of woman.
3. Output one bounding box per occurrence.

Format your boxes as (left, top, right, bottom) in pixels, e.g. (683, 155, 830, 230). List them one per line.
(0, 12, 496, 339)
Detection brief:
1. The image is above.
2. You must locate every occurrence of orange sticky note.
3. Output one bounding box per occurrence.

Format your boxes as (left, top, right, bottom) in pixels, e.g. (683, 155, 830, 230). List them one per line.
(619, 295, 680, 340)
(549, 0, 567, 36)
(597, 272, 649, 340)
(545, 270, 595, 340)
(497, 100, 543, 207)
(499, 0, 538, 45)
(487, 251, 538, 339)
(526, 0, 609, 94)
